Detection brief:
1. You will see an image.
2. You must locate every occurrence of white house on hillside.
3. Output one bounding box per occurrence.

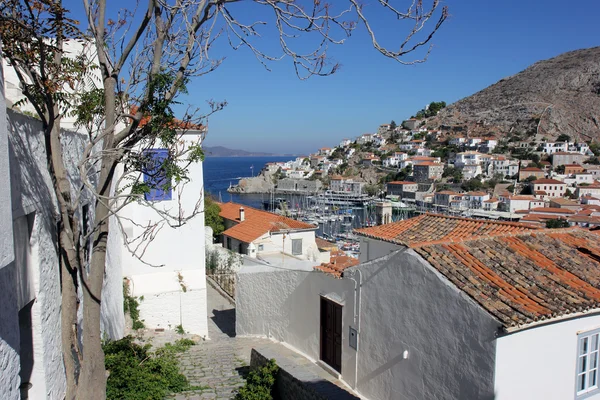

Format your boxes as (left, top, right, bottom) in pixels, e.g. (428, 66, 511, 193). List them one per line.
(236, 214, 600, 400)
(218, 202, 325, 263)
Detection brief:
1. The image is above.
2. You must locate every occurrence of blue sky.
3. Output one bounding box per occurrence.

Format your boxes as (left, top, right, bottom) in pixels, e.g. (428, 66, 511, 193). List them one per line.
(66, 1, 600, 154)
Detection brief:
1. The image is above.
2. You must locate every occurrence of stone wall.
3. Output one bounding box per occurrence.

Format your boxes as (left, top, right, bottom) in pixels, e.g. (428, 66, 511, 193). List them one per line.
(250, 347, 359, 400)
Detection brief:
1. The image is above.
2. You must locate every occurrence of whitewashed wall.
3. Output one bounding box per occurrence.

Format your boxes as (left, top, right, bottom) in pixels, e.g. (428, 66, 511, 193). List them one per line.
(358, 236, 401, 263)
(495, 314, 600, 400)
(237, 246, 500, 400)
(236, 267, 356, 380)
(347, 249, 499, 400)
(6, 109, 126, 399)
(0, 49, 20, 400)
(121, 133, 208, 337)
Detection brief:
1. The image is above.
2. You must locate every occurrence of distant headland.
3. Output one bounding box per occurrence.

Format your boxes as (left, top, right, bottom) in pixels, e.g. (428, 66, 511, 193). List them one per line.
(203, 145, 297, 157)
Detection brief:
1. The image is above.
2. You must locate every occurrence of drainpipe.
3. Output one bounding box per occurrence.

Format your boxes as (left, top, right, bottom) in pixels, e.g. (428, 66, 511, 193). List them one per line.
(346, 268, 363, 391)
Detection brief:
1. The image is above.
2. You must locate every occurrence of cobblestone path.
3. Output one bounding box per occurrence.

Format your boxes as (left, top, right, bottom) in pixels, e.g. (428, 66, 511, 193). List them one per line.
(167, 283, 267, 400)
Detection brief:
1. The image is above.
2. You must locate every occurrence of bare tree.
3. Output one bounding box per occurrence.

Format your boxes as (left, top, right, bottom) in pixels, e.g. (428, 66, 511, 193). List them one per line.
(1, 0, 447, 398)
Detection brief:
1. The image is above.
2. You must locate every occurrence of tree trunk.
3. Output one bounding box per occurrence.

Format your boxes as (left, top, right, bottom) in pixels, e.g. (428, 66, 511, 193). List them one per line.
(45, 117, 83, 399)
(76, 74, 118, 400)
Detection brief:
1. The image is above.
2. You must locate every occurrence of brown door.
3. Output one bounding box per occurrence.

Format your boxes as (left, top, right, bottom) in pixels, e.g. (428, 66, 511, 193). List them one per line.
(320, 297, 342, 373)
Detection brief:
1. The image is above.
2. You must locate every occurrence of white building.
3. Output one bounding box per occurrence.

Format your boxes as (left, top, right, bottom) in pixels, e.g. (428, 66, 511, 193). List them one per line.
(357, 134, 374, 145)
(2, 42, 126, 399)
(543, 142, 569, 154)
(339, 139, 352, 147)
(218, 202, 323, 262)
(382, 152, 407, 168)
(237, 214, 600, 400)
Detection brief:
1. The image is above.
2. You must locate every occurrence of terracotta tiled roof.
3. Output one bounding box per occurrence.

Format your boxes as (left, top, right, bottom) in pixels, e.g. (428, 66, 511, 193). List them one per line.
(130, 106, 204, 130)
(388, 181, 416, 185)
(315, 237, 337, 250)
(314, 249, 360, 278)
(413, 228, 600, 330)
(521, 167, 543, 171)
(483, 197, 499, 203)
(355, 214, 538, 247)
(533, 178, 565, 185)
(530, 207, 576, 215)
(218, 202, 316, 243)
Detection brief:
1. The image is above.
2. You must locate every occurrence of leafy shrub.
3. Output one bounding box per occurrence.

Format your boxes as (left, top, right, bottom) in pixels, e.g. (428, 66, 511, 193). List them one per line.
(123, 280, 145, 330)
(235, 359, 279, 400)
(104, 336, 196, 400)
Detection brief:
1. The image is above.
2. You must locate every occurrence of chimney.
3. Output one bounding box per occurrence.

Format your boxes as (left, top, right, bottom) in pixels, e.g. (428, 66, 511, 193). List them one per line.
(239, 207, 245, 222)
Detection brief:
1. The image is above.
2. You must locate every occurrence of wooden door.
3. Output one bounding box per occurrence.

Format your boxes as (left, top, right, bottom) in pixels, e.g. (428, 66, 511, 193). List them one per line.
(320, 297, 342, 373)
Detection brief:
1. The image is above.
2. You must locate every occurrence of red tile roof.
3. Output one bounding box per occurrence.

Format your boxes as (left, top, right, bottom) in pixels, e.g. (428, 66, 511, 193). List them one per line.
(530, 207, 576, 215)
(388, 181, 416, 185)
(521, 167, 543, 171)
(533, 179, 565, 185)
(355, 214, 538, 247)
(413, 228, 600, 330)
(218, 202, 316, 243)
(314, 249, 360, 278)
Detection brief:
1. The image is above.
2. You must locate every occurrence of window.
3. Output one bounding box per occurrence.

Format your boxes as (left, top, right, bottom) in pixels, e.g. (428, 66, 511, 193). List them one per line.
(143, 149, 172, 201)
(257, 244, 264, 251)
(577, 329, 600, 398)
(292, 238, 302, 255)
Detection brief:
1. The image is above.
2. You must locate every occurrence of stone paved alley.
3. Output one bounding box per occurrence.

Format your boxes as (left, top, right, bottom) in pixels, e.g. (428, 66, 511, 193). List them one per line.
(164, 281, 359, 400)
(166, 283, 267, 400)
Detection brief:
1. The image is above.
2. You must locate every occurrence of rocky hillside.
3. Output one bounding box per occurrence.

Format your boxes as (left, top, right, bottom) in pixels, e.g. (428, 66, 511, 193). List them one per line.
(429, 47, 600, 142)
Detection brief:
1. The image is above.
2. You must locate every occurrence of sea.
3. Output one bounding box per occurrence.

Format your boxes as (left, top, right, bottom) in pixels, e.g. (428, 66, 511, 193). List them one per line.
(202, 156, 378, 238)
(203, 156, 295, 208)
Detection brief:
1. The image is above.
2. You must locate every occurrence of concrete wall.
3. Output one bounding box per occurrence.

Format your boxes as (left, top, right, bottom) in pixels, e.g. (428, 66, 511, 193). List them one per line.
(350, 249, 499, 400)
(122, 133, 208, 337)
(236, 267, 357, 384)
(495, 314, 600, 400)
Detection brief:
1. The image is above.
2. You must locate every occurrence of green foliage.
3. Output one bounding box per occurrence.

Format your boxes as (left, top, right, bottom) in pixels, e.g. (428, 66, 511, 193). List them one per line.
(175, 324, 186, 335)
(123, 281, 145, 330)
(461, 177, 483, 192)
(589, 142, 600, 156)
(328, 147, 345, 160)
(525, 175, 538, 182)
(390, 120, 397, 130)
(104, 337, 196, 400)
(557, 134, 571, 143)
(587, 156, 600, 165)
(235, 359, 279, 400)
(364, 184, 380, 197)
(205, 197, 224, 236)
(443, 166, 463, 182)
(413, 101, 446, 119)
(546, 219, 570, 229)
(555, 165, 566, 174)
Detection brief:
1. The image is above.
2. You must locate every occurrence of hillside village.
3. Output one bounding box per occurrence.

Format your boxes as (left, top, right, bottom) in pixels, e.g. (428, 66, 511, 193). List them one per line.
(1, 5, 600, 399)
(233, 105, 600, 228)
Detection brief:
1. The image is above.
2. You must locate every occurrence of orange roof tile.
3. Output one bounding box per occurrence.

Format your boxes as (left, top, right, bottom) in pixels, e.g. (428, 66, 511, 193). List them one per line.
(530, 207, 576, 215)
(314, 249, 360, 278)
(218, 202, 316, 243)
(387, 181, 416, 185)
(355, 214, 538, 247)
(413, 228, 600, 330)
(533, 178, 565, 185)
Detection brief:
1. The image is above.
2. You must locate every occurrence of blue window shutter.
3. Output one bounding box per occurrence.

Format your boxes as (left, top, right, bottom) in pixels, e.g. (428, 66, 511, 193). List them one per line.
(143, 149, 172, 201)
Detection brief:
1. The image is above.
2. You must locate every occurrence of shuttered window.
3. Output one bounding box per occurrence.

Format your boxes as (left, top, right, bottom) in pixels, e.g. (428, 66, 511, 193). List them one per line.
(292, 238, 302, 255)
(143, 149, 172, 201)
(577, 329, 600, 398)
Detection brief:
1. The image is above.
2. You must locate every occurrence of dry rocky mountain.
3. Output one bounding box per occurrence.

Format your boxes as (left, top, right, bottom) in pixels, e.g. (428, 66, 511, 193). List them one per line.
(428, 46, 600, 142)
